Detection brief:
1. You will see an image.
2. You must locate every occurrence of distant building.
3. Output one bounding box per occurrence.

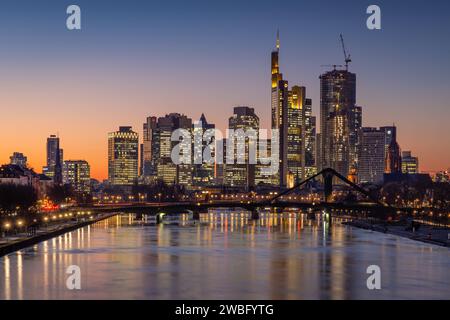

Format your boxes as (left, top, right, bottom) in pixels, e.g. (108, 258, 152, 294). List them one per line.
(255, 138, 279, 186)
(319, 68, 360, 179)
(154, 113, 193, 186)
(43, 134, 63, 185)
(224, 106, 259, 190)
(315, 133, 322, 172)
(434, 170, 449, 183)
(304, 98, 317, 179)
(192, 114, 215, 187)
(384, 172, 432, 186)
(0, 164, 33, 186)
(139, 143, 144, 176)
(401, 151, 419, 174)
(37, 174, 53, 197)
(108, 126, 139, 185)
(63, 160, 91, 193)
(380, 126, 396, 155)
(270, 31, 288, 187)
(358, 128, 386, 184)
(142, 116, 158, 178)
(385, 129, 402, 174)
(270, 33, 314, 186)
(9, 152, 27, 167)
(286, 85, 303, 186)
(0, 164, 50, 197)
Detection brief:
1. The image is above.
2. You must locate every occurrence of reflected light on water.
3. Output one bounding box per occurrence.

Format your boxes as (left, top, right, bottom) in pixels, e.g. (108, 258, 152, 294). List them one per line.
(0, 210, 449, 300)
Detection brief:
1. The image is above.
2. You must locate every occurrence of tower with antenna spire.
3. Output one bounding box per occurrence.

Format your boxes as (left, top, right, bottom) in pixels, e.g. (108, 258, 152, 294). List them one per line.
(276, 29, 280, 51)
(269, 31, 315, 187)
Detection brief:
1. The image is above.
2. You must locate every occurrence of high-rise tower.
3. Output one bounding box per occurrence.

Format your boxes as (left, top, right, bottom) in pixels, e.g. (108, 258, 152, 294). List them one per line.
(154, 113, 193, 186)
(358, 127, 386, 184)
(225, 106, 259, 190)
(108, 126, 139, 185)
(287, 86, 304, 185)
(385, 127, 402, 174)
(142, 116, 157, 177)
(192, 113, 215, 187)
(319, 69, 359, 178)
(43, 134, 63, 184)
(271, 31, 288, 187)
(270, 31, 315, 186)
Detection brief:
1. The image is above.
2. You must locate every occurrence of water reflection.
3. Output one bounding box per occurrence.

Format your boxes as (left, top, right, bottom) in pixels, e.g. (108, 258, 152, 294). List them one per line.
(1, 210, 449, 299)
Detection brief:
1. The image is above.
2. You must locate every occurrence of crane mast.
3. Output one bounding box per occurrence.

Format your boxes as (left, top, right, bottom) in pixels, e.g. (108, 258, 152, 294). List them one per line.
(340, 34, 352, 70)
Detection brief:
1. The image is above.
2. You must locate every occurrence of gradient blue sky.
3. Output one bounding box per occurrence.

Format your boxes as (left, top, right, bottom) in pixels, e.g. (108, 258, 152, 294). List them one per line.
(0, 0, 449, 179)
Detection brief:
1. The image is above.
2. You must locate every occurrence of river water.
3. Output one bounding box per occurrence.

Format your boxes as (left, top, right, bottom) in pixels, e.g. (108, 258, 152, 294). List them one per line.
(1, 210, 449, 299)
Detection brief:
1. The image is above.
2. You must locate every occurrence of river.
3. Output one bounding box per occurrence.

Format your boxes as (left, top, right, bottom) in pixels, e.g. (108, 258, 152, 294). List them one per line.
(1, 210, 449, 299)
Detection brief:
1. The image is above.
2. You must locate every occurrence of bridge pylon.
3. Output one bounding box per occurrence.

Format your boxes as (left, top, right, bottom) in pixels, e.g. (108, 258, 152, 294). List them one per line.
(323, 171, 333, 203)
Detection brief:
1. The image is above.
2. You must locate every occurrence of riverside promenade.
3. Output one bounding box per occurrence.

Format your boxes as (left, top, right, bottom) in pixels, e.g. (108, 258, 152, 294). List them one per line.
(345, 220, 450, 247)
(0, 211, 118, 257)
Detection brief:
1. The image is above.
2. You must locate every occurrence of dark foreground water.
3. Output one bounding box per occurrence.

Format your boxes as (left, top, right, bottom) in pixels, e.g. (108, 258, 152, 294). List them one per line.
(1, 210, 449, 299)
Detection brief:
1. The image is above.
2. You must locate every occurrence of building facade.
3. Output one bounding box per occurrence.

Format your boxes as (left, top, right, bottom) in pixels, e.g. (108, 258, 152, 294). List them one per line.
(270, 33, 315, 186)
(43, 134, 63, 185)
(10, 152, 27, 167)
(224, 106, 259, 190)
(154, 113, 193, 186)
(108, 126, 139, 185)
(271, 32, 289, 187)
(192, 114, 215, 187)
(286, 86, 304, 186)
(320, 69, 360, 179)
(142, 116, 157, 178)
(63, 160, 91, 193)
(401, 151, 419, 174)
(385, 128, 402, 174)
(358, 128, 386, 184)
(304, 98, 317, 178)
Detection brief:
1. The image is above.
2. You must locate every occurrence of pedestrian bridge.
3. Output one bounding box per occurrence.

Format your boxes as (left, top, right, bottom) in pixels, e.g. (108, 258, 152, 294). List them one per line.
(85, 169, 398, 220)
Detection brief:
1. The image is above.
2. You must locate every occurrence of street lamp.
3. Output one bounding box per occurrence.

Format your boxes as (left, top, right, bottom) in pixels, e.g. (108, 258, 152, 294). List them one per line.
(2, 222, 11, 239)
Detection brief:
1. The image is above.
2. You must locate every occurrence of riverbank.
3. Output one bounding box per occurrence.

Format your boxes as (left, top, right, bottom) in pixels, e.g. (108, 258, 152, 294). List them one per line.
(344, 220, 450, 247)
(0, 212, 118, 257)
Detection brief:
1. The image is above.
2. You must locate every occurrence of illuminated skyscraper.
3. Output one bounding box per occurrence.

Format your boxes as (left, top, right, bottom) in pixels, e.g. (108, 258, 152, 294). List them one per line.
(108, 126, 139, 185)
(155, 113, 193, 186)
(271, 31, 288, 187)
(43, 134, 63, 185)
(304, 98, 317, 178)
(287, 86, 304, 186)
(380, 125, 396, 171)
(142, 116, 157, 178)
(358, 128, 385, 184)
(385, 128, 402, 174)
(315, 133, 322, 172)
(319, 68, 359, 179)
(192, 114, 215, 187)
(349, 105, 362, 168)
(401, 151, 419, 174)
(270, 32, 314, 187)
(63, 160, 91, 193)
(225, 106, 259, 190)
(255, 138, 279, 186)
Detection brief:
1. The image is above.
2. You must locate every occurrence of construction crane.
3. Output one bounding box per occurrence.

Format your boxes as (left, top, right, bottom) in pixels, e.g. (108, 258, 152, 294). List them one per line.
(339, 34, 351, 70)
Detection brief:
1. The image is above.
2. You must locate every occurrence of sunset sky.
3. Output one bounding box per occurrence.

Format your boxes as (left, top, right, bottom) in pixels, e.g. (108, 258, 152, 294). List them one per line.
(0, 0, 449, 180)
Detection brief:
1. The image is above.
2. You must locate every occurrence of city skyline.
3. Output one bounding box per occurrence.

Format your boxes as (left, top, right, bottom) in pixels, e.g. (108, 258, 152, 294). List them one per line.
(0, 1, 449, 303)
(1, 0, 449, 180)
